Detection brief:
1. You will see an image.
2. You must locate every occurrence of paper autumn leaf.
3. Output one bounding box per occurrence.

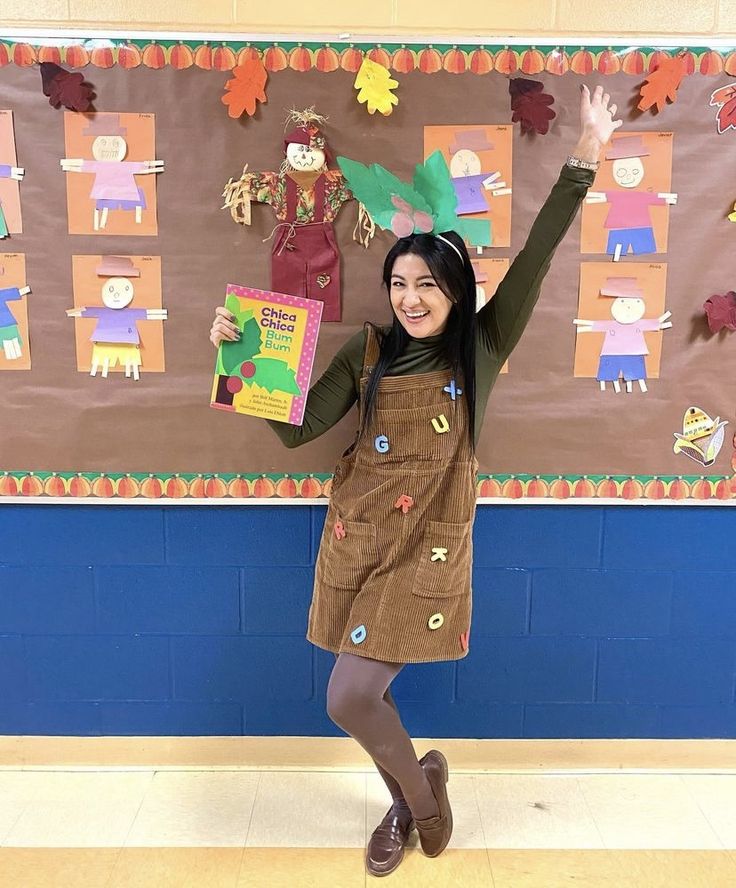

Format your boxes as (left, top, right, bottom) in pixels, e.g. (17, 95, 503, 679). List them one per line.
(354, 58, 399, 116)
(637, 56, 687, 113)
(508, 78, 556, 135)
(336, 155, 431, 231)
(39, 62, 94, 112)
(703, 292, 736, 333)
(709, 85, 736, 134)
(221, 59, 268, 119)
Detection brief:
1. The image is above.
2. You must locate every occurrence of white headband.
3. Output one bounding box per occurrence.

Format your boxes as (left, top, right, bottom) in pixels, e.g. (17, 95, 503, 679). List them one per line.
(435, 233, 465, 263)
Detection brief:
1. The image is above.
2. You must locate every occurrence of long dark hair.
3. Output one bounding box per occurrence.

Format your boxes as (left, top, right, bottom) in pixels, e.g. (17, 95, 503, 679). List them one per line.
(358, 230, 477, 450)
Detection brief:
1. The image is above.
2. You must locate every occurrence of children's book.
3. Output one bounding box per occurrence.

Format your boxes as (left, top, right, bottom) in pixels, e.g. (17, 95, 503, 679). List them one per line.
(211, 283, 323, 425)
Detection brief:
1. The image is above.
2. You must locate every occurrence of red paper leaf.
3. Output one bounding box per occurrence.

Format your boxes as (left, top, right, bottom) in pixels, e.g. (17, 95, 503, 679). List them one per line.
(221, 58, 268, 118)
(704, 292, 736, 333)
(710, 85, 736, 133)
(508, 77, 556, 134)
(637, 56, 686, 113)
(40, 62, 94, 111)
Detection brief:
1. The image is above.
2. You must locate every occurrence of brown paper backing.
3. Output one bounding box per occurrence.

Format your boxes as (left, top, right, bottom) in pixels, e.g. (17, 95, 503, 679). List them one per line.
(0, 110, 22, 233)
(0, 65, 731, 478)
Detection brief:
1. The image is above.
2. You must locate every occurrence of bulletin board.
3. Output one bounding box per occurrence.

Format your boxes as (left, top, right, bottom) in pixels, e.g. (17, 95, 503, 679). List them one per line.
(1, 30, 736, 504)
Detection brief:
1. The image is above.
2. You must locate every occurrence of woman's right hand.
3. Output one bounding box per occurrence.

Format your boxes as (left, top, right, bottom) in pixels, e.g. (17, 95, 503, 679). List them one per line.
(209, 306, 240, 348)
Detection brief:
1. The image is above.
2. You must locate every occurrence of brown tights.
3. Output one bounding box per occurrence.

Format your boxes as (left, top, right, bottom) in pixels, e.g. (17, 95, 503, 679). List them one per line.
(326, 652, 440, 822)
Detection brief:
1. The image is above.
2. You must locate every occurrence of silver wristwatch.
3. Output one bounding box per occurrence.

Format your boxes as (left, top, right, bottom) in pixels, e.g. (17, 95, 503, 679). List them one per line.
(566, 155, 599, 172)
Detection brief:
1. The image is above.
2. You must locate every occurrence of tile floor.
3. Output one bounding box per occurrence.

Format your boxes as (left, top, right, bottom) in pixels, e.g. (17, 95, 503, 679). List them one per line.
(1, 768, 736, 886)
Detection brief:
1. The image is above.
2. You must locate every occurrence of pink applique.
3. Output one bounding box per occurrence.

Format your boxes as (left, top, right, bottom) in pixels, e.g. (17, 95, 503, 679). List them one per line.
(394, 495, 414, 514)
(334, 520, 346, 540)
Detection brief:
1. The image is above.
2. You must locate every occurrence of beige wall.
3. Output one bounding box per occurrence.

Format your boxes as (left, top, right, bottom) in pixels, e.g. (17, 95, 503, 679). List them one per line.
(2, 0, 735, 37)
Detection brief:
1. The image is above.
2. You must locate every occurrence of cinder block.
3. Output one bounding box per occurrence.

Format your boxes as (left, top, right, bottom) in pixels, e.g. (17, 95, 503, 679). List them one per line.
(603, 507, 735, 571)
(165, 506, 310, 566)
(0, 566, 95, 634)
(101, 702, 243, 735)
(96, 566, 240, 634)
(0, 702, 102, 735)
(597, 638, 734, 705)
(243, 567, 312, 634)
(531, 569, 671, 636)
(0, 636, 27, 703)
(472, 568, 530, 635)
(473, 507, 602, 569)
(457, 636, 596, 703)
(671, 572, 736, 636)
(24, 636, 169, 701)
(69, 0, 234, 24)
(235, 0, 394, 29)
(396, 0, 555, 31)
(660, 705, 736, 738)
(172, 635, 312, 702)
(524, 703, 661, 738)
(558, 0, 714, 34)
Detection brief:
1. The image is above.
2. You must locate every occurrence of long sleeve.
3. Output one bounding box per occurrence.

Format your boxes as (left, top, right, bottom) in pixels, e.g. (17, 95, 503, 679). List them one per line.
(476, 163, 595, 365)
(265, 328, 366, 448)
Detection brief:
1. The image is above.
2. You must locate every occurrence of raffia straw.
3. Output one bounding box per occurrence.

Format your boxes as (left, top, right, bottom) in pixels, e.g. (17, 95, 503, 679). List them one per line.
(221, 164, 252, 226)
(353, 202, 376, 248)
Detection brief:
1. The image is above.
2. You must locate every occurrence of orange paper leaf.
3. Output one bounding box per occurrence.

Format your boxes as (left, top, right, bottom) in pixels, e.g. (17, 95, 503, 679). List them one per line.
(637, 56, 686, 113)
(221, 58, 268, 118)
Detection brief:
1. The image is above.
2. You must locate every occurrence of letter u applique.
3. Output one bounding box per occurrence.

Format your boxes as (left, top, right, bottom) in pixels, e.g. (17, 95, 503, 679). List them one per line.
(431, 414, 450, 434)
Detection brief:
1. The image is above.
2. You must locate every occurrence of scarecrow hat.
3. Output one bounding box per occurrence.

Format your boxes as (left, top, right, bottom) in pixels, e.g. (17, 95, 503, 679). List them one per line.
(600, 276, 644, 299)
(337, 149, 490, 245)
(82, 113, 127, 137)
(283, 107, 330, 159)
(605, 134, 650, 160)
(449, 130, 495, 155)
(95, 256, 140, 278)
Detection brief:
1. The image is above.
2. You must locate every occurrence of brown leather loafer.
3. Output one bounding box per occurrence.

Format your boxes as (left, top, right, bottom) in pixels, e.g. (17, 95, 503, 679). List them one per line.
(414, 749, 453, 857)
(365, 805, 415, 876)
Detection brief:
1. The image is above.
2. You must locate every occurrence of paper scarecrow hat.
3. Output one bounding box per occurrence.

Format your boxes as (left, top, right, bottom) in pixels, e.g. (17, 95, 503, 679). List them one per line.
(449, 130, 495, 155)
(337, 149, 490, 244)
(83, 113, 127, 137)
(95, 256, 140, 278)
(600, 276, 644, 299)
(283, 107, 330, 157)
(604, 135, 650, 160)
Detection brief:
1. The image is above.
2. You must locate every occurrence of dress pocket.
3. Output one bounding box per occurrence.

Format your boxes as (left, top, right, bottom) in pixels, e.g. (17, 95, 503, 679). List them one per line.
(413, 520, 472, 598)
(325, 519, 379, 590)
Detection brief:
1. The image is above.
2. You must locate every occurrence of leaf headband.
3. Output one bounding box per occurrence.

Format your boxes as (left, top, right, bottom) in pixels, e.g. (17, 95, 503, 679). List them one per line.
(336, 150, 490, 251)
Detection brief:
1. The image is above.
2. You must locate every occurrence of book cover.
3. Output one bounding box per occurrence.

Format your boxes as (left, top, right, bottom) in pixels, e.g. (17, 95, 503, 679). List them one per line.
(210, 283, 323, 425)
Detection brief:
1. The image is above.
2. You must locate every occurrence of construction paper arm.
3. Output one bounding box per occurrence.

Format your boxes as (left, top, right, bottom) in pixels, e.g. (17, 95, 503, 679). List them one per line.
(66, 307, 85, 317)
(265, 327, 364, 446)
(145, 308, 168, 320)
(60, 158, 84, 172)
(19, 286, 30, 296)
(658, 310, 672, 324)
(657, 192, 677, 204)
(476, 163, 595, 367)
(585, 191, 607, 203)
(482, 172, 502, 189)
(0, 165, 24, 181)
(573, 318, 595, 330)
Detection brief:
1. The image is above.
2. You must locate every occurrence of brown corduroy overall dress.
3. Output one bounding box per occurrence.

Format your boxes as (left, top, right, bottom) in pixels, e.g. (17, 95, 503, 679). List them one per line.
(307, 324, 478, 664)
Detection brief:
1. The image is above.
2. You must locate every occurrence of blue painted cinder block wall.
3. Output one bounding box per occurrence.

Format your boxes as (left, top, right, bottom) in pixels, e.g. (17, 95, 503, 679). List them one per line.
(1, 504, 735, 738)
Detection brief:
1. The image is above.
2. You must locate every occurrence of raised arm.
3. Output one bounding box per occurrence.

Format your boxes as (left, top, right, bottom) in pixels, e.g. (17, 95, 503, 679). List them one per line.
(477, 84, 622, 365)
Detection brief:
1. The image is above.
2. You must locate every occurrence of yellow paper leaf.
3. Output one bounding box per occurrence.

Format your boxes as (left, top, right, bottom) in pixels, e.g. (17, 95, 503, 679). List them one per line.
(353, 58, 399, 116)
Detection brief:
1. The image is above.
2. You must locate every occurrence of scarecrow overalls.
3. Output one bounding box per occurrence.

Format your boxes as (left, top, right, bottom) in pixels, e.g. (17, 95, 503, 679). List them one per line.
(308, 325, 478, 664)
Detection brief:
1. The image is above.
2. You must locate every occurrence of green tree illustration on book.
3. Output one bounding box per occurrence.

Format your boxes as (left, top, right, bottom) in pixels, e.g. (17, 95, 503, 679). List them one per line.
(214, 294, 302, 403)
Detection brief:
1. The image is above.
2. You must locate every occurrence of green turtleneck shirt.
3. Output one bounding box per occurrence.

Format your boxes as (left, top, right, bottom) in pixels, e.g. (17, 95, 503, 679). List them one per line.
(266, 163, 595, 449)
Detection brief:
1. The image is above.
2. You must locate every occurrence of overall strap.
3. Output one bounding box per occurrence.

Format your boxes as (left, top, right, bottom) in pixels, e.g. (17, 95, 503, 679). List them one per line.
(361, 322, 381, 378)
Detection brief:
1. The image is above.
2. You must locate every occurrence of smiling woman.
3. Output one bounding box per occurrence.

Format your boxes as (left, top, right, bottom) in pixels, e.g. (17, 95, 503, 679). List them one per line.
(209, 83, 621, 878)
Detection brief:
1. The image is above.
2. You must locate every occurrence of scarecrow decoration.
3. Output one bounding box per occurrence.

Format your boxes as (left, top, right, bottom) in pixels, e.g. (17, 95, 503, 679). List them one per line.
(222, 108, 352, 322)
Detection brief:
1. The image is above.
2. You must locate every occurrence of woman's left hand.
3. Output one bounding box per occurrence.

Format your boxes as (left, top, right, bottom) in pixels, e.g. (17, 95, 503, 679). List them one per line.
(574, 84, 623, 162)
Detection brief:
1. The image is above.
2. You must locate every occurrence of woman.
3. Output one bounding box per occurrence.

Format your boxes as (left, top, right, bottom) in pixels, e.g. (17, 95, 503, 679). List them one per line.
(210, 84, 621, 877)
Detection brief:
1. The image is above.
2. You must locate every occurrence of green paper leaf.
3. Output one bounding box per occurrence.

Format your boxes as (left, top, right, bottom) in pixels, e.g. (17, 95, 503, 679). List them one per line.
(220, 316, 263, 375)
(455, 217, 492, 247)
(412, 150, 458, 233)
(245, 357, 302, 395)
(337, 155, 431, 232)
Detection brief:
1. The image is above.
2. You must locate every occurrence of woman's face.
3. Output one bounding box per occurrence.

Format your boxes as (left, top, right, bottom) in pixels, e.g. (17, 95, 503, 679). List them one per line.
(389, 253, 454, 338)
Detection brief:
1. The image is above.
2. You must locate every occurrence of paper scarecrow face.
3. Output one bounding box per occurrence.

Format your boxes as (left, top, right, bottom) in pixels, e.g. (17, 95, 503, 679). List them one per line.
(286, 142, 326, 172)
(611, 157, 645, 189)
(92, 135, 128, 163)
(610, 296, 646, 324)
(101, 276, 135, 309)
(449, 149, 482, 178)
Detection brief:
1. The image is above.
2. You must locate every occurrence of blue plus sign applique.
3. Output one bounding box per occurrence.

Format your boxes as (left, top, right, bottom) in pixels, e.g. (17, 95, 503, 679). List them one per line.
(443, 379, 463, 400)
